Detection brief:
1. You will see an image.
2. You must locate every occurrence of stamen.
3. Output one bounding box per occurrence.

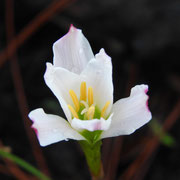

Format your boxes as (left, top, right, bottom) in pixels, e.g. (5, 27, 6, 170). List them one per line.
(101, 101, 111, 118)
(68, 105, 79, 119)
(88, 87, 93, 106)
(80, 82, 87, 101)
(69, 90, 80, 112)
(87, 105, 95, 120)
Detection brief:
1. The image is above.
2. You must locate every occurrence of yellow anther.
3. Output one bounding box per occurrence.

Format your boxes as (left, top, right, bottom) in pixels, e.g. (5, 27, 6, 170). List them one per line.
(88, 87, 93, 106)
(80, 82, 87, 101)
(69, 90, 80, 112)
(101, 101, 111, 118)
(87, 106, 95, 120)
(67, 105, 79, 119)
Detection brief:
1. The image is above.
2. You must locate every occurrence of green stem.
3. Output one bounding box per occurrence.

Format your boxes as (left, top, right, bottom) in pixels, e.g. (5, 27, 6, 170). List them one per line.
(0, 149, 51, 180)
(79, 140, 104, 179)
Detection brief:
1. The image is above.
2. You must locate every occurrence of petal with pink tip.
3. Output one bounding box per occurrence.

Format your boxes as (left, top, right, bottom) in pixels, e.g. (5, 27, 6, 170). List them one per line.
(28, 108, 84, 146)
(53, 25, 94, 74)
(71, 114, 112, 132)
(101, 85, 152, 138)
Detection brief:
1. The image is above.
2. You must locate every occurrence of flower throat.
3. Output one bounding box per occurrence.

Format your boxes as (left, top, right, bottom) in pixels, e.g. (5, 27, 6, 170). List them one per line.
(68, 82, 110, 120)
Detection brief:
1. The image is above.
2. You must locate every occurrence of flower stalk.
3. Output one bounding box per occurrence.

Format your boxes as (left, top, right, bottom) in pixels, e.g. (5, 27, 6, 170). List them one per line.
(79, 140, 104, 179)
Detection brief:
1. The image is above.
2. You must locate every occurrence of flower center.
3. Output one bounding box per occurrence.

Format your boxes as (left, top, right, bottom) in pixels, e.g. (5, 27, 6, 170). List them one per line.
(67, 82, 110, 120)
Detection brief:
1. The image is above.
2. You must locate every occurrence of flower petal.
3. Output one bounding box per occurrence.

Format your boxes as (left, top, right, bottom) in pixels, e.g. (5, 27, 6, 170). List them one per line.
(53, 25, 94, 74)
(28, 108, 84, 146)
(44, 63, 81, 122)
(71, 114, 113, 132)
(81, 49, 113, 114)
(101, 85, 152, 138)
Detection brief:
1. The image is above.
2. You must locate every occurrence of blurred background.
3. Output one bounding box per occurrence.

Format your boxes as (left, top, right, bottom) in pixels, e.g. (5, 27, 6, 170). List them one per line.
(0, 0, 180, 179)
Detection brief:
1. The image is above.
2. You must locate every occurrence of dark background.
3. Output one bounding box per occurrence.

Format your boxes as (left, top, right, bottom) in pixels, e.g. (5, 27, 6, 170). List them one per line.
(0, 0, 180, 179)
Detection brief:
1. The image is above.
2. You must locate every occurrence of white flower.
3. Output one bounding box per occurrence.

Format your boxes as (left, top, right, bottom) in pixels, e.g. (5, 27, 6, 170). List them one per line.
(28, 25, 152, 146)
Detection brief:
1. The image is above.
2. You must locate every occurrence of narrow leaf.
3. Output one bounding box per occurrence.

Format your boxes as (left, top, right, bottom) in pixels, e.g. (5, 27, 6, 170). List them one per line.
(0, 149, 51, 180)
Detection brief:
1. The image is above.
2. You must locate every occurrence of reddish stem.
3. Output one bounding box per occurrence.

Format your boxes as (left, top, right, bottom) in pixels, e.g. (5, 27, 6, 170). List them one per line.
(119, 99, 180, 180)
(5, 0, 50, 176)
(0, 0, 75, 68)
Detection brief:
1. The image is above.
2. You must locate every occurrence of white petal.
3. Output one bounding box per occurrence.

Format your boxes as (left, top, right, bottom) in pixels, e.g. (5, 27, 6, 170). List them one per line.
(28, 108, 84, 146)
(71, 114, 113, 132)
(53, 25, 94, 74)
(44, 63, 81, 122)
(81, 49, 113, 114)
(101, 85, 152, 138)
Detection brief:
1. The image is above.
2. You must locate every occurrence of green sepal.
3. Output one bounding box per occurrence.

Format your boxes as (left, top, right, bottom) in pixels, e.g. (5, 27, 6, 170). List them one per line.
(79, 140, 102, 177)
(80, 130, 103, 144)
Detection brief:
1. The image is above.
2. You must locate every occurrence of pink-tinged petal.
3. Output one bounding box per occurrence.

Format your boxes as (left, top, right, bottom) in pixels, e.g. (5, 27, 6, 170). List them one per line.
(81, 49, 113, 113)
(28, 108, 84, 146)
(53, 25, 94, 74)
(71, 114, 112, 132)
(32, 126, 38, 137)
(101, 85, 152, 138)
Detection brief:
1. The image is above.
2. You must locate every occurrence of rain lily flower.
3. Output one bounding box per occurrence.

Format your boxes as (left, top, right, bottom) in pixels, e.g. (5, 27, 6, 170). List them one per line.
(28, 25, 152, 147)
